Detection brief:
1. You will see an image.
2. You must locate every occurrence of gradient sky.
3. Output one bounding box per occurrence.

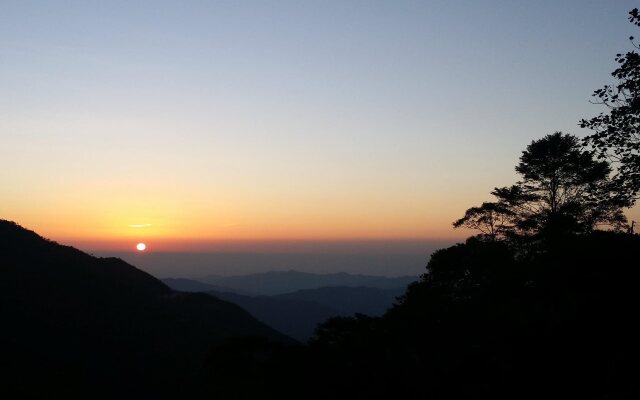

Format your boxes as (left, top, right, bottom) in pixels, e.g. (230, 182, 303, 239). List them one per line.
(2, 1, 639, 253)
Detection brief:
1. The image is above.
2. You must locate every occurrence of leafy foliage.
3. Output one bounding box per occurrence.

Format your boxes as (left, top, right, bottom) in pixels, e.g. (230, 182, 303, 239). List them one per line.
(454, 132, 630, 240)
(580, 8, 640, 199)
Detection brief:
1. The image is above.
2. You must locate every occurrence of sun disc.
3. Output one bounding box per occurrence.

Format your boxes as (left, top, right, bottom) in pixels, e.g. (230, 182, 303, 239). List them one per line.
(136, 242, 146, 251)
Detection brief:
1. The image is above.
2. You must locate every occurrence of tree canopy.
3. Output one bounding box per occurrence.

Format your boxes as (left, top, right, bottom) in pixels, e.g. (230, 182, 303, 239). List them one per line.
(580, 8, 640, 200)
(454, 132, 630, 240)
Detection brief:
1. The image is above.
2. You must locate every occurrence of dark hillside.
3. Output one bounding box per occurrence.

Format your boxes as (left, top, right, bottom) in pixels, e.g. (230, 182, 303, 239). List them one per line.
(0, 220, 290, 398)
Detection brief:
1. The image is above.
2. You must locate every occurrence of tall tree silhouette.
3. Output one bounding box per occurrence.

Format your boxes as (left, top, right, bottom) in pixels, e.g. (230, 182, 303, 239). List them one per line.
(580, 8, 640, 200)
(454, 132, 630, 240)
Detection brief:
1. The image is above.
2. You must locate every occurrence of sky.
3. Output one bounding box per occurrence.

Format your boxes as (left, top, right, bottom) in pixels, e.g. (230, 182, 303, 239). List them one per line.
(1, 1, 639, 267)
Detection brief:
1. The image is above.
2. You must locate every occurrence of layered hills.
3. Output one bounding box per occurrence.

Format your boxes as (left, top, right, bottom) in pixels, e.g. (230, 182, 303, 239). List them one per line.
(162, 275, 413, 341)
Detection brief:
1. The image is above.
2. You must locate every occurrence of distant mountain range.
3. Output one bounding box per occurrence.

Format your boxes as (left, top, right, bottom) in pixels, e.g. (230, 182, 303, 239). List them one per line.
(196, 270, 417, 295)
(210, 286, 406, 341)
(162, 273, 414, 341)
(161, 277, 253, 294)
(0, 220, 289, 397)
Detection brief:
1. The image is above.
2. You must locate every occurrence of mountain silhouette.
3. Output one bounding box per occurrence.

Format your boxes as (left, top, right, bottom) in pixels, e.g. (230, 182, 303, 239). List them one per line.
(204, 286, 404, 341)
(274, 286, 404, 316)
(0, 220, 290, 398)
(161, 277, 258, 295)
(203, 290, 339, 341)
(163, 276, 408, 341)
(197, 270, 416, 295)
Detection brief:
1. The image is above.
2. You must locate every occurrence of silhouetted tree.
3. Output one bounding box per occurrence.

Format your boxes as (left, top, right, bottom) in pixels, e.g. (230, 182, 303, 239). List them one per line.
(580, 8, 640, 200)
(451, 201, 514, 240)
(454, 132, 630, 240)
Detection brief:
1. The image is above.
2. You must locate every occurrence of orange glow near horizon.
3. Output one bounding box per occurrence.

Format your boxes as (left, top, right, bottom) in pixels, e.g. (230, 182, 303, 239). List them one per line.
(3, 179, 638, 252)
(3, 1, 640, 259)
(1, 183, 482, 252)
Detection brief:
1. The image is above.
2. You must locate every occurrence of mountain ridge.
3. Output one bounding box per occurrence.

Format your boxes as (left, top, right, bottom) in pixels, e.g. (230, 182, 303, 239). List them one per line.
(162, 275, 407, 341)
(0, 220, 292, 397)
(196, 269, 416, 296)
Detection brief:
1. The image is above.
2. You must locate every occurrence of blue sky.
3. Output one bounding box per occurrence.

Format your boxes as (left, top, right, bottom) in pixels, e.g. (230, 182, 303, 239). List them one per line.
(1, 1, 638, 253)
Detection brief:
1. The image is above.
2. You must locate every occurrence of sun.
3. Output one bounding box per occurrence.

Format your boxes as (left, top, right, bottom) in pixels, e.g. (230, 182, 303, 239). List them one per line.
(136, 242, 147, 251)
